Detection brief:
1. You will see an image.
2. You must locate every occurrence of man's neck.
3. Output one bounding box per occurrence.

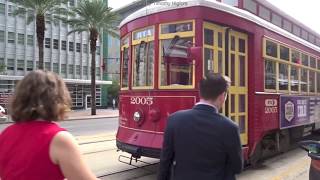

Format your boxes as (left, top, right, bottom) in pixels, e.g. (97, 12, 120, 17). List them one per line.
(197, 99, 220, 110)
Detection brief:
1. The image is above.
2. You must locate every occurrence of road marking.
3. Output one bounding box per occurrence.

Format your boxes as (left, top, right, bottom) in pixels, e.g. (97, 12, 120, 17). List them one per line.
(271, 157, 310, 180)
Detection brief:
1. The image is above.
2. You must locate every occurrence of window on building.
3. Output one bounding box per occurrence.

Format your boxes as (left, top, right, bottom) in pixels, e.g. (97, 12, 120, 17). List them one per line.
(45, 62, 51, 71)
(290, 65, 299, 92)
(0, 30, 4, 42)
(27, 10, 34, 20)
(18, 33, 24, 45)
(271, 13, 282, 27)
(76, 65, 80, 75)
(53, 39, 59, 49)
(61, 64, 66, 74)
(0, 3, 5, 15)
(83, 44, 88, 53)
(280, 45, 289, 61)
(96, 67, 100, 76)
(283, 19, 292, 32)
(45, 38, 51, 48)
(7, 59, 14, 70)
(53, 63, 58, 73)
(36, 61, 39, 69)
(278, 63, 288, 90)
(69, 0, 75, 6)
(266, 40, 277, 58)
(76, 43, 81, 52)
(8, 5, 14, 16)
(61, 40, 66, 50)
(243, 0, 257, 14)
(83, 66, 88, 75)
(222, 0, 238, 6)
(293, 25, 301, 36)
(69, 42, 74, 51)
(27, 61, 33, 71)
(17, 60, 24, 71)
(265, 60, 276, 90)
(96, 46, 100, 55)
(27, 35, 34, 46)
(0, 58, 4, 66)
(301, 30, 308, 40)
(259, 5, 271, 21)
(8, 32, 15, 44)
(69, 64, 74, 74)
(18, 7, 25, 18)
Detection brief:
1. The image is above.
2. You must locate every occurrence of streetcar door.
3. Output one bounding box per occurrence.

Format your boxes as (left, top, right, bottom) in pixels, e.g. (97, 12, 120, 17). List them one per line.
(228, 30, 248, 145)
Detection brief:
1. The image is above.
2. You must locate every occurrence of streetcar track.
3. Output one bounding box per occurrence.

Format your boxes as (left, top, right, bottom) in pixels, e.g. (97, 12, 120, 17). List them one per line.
(83, 148, 118, 155)
(79, 139, 116, 145)
(97, 163, 158, 178)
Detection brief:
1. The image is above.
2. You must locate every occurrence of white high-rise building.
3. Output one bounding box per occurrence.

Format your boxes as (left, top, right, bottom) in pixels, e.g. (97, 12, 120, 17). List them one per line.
(0, 0, 111, 110)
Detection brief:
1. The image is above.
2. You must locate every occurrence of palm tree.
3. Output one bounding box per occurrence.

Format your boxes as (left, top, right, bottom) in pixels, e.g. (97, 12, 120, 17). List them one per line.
(13, 0, 68, 69)
(63, 0, 118, 115)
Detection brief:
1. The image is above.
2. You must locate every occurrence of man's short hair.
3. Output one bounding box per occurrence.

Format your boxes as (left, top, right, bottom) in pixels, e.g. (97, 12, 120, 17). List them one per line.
(199, 73, 231, 101)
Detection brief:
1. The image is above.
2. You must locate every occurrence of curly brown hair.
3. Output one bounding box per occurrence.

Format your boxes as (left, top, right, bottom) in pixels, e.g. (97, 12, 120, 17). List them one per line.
(10, 70, 72, 122)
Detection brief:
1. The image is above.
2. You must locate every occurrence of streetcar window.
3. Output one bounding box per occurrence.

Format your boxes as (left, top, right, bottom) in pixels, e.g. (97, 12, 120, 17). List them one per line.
(280, 46, 289, 61)
(301, 69, 308, 92)
(239, 55, 246, 87)
(160, 37, 193, 86)
(291, 50, 300, 64)
(218, 32, 223, 48)
(301, 53, 309, 66)
(258, 5, 270, 21)
(204, 48, 214, 75)
(309, 34, 316, 44)
(121, 47, 129, 88)
(239, 39, 246, 53)
(222, 0, 238, 7)
(132, 41, 154, 87)
(161, 22, 193, 34)
(283, 19, 292, 32)
(317, 73, 320, 93)
(290, 66, 299, 92)
(239, 116, 246, 133)
(266, 40, 277, 58)
(278, 63, 288, 91)
(318, 59, 320, 70)
(218, 51, 223, 73)
(204, 28, 214, 46)
(271, 13, 282, 27)
(309, 71, 316, 93)
(293, 25, 301, 36)
(317, 39, 320, 47)
(243, 0, 257, 14)
(231, 36, 235, 51)
(239, 94, 246, 112)
(265, 60, 276, 89)
(301, 30, 308, 40)
(310, 57, 316, 68)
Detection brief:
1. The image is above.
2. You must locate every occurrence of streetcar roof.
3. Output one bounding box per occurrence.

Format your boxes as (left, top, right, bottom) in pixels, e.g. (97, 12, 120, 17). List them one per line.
(120, 0, 320, 54)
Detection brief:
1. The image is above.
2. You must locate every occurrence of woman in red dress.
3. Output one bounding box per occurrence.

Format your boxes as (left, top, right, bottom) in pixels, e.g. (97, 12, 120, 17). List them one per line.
(0, 70, 98, 180)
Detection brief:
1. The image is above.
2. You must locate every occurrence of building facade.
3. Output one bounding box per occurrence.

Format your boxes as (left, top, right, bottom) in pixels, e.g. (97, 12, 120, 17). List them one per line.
(0, 0, 111, 110)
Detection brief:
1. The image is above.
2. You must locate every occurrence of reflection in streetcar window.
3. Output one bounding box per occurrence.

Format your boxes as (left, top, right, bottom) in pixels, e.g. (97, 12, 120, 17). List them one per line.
(132, 41, 154, 87)
(160, 37, 193, 86)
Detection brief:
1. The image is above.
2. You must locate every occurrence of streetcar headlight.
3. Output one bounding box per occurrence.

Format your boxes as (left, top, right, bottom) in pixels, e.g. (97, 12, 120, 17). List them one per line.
(133, 111, 141, 122)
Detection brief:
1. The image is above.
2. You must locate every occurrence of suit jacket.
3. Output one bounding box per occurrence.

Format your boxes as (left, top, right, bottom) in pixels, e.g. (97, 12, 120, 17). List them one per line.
(158, 104, 243, 180)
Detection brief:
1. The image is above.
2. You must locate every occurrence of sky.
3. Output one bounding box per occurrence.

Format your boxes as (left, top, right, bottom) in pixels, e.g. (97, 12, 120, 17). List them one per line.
(108, 0, 320, 34)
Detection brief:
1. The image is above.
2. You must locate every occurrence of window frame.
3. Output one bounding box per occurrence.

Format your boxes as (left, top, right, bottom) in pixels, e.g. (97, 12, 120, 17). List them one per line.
(120, 35, 130, 90)
(131, 26, 155, 90)
(159, 20, 195, 90)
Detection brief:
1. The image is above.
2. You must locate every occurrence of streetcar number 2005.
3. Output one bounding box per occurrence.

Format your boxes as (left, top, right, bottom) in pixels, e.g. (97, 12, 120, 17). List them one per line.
(130, 97, 153, 105)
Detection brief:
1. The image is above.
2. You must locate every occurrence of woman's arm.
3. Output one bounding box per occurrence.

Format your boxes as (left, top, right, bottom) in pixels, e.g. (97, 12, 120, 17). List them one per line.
(49, 131, 98, 180)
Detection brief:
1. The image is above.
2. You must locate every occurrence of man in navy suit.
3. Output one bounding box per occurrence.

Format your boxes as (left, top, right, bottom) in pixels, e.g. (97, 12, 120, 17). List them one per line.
(158, 73, 243, 180)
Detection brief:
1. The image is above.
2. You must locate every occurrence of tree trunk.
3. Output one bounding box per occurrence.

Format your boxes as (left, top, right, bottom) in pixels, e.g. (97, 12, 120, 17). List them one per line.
(36, 15, 45, 70)
(90, 29, 98, 115)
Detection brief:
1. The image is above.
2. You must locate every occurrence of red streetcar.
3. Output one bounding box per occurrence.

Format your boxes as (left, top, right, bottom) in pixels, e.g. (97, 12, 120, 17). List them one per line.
(116, 0, 320, 164)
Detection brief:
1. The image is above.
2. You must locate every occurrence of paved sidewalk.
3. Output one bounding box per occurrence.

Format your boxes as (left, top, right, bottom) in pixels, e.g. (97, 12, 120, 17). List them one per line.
(65, 108, 119, 120)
